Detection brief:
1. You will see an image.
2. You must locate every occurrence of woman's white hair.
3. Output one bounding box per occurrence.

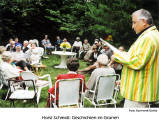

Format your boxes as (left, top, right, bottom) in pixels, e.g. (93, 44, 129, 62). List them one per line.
(1, 51, 12, 62)
(0, 46, 6, 54)
(97, 54, 109, 66)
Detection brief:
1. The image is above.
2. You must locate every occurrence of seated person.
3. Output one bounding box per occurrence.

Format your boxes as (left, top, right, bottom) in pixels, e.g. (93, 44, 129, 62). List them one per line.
(0, 46, 6, 64)
(14, 37, 22, 47)
(97, 41, 103, 52)
(100, 44, 113, 60)
(47, 57, 86, 107)
(12, 45, 30, 71)
(22, 40, 29, 53)
(26, 43, 41, 65)
(6, 40, 16, 52)
(60, 38, 71, 51)
(0, 52, 22, 86)
(41, 35, 54, 55)
(55, 36, 63, 51)
(5, 38, 13, 49)
(85, 54, 115, 98)
(88, 45, 101, 65)
(72, 37, 82, 57)
(79, 39, 91, 59)
(83, 45, 93, 62)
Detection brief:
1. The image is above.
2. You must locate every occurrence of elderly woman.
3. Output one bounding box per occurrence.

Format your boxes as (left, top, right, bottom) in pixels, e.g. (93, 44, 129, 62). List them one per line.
(0, 46, 6, 64)
(85, 54, 115, 98)
(0, 52, 22, 86)
(47, 57, 86, 107)
(79, 39, 91, 59)
(26, 43, 41, 65)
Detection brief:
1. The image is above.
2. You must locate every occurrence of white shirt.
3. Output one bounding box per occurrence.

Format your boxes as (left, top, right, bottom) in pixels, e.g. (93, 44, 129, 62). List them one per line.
(12, 51, 26, 62)
(86, 67, 115, 90)
(0, 62, 21, 79)
(73, 41, 82, 48)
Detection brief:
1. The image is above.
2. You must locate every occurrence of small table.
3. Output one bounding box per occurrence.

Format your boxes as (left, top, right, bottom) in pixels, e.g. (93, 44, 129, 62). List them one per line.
(52, 51, 76, 69)
(32, 64, 47, 75)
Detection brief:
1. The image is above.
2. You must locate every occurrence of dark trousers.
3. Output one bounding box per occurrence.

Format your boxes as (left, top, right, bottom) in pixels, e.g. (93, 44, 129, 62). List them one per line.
(15, 60, 31, 70)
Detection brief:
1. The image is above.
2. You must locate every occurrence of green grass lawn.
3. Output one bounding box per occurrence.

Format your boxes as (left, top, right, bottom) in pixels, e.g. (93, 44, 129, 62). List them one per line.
(0, 55, 124, 108)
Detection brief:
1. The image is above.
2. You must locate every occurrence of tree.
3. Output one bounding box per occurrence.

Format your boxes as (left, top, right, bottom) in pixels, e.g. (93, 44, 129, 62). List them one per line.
(1, 0, 159, 48)
(45, 0, 137, 46)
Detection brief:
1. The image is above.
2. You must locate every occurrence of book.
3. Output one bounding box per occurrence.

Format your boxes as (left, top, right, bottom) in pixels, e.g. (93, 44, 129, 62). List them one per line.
(100, 38, 128, 58)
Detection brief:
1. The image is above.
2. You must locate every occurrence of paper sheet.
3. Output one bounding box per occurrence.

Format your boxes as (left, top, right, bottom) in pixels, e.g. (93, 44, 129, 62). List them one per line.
(100, 38, 128, 58)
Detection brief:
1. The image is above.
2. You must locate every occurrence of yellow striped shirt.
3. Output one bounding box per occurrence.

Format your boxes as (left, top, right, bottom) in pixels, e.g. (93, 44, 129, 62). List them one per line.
(114, 26, 159, 102)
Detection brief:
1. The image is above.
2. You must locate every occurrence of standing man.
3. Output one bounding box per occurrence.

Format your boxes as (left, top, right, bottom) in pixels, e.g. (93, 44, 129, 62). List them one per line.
(113, 9, 159, 107)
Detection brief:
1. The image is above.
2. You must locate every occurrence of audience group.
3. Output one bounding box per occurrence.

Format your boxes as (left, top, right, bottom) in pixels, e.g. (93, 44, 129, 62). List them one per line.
(0, 35, 124, 107)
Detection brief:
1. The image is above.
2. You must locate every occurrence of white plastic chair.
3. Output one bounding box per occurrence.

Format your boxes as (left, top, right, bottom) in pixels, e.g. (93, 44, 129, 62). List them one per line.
(8, 79, 37, 107)
(0, 69, 5, 89)
(84, 74, 120, 108)
(20, 71, 52, 104)
(50, 78, 84, 108)
(37, 47, 44, 64)
(0, 67, 15, 100)
(37, 47, 44, 57)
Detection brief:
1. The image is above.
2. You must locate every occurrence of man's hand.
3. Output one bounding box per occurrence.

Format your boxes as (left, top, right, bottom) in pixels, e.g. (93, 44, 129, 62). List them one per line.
(111, 55, 115, 62)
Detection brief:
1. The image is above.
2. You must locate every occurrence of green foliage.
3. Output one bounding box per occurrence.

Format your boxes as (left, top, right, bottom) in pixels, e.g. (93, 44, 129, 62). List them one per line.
(44, 0, 137, 46)
(0, 0, 159, 48)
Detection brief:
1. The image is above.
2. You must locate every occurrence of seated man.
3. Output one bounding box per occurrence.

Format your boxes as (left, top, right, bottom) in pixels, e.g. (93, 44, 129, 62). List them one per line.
(87, 45, 101, 65)
(14, 37, 22, 47)
(41, 35, 54, 55)
(85, 54, 115, 98)
(72, 37, 82, 57)
(6, 40, 16, 52)
(100, 44, 113, 60)
(22, 40, 29, 53)
(12, 45, 30, 71)
(55, 36, 63, 51)
(5, 38, 13, 49)
(47, 57, 86, 107)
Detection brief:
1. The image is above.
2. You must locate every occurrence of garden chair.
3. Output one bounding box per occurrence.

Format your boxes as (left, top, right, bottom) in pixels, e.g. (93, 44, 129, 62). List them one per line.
(84, 74, 120, 108)
(50, 78, 84, 108)
(0, 67, 16, 100)
(32, 47, 44, 65)
(8, 79, 37, 107)
(20, 71, 52, 104)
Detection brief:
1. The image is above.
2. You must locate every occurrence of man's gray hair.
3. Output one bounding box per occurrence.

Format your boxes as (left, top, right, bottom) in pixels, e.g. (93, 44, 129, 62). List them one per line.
(97, 54, 109, 66)
(132, 9, 153, 25)
(23, 40, 28, 43)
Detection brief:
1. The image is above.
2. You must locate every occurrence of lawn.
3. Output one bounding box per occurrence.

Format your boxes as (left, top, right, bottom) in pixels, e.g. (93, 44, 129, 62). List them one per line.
(0, 55, 124, 108)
